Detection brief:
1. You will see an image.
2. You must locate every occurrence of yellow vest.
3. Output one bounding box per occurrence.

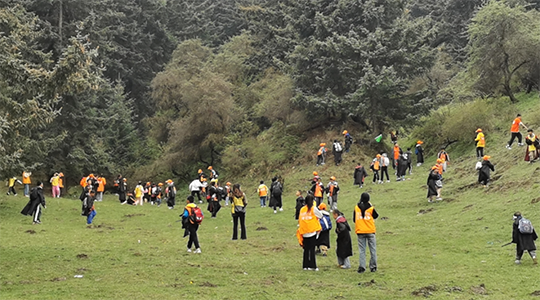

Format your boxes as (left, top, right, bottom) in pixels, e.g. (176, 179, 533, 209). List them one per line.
(475, 132, 485, 147)
(8, 178, 15, 187)
(354, 206, 376, 234)
(258, 185, 268, 197)
(297, 206, 323, 245)
(528, 135, 537, 151)
(51, 176, 60, 186)
(231, 194, 246, 214)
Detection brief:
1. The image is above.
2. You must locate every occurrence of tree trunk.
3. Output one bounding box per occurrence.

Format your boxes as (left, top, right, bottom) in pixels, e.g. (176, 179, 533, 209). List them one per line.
(503, 82, 518, 103)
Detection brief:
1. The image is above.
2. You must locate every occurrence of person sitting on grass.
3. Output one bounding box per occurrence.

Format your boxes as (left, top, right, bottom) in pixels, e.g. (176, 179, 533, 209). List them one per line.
(333, 209, 353, 269)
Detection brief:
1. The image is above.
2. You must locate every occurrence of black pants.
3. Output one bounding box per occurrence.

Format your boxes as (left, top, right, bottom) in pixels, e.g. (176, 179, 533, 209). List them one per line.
(302, 235, 317, 269)
(316, 155, 325, 165)
(314, 197, 322, 207)
(380, 166, 389, 181)
(191, 191, 201, 201)
(273, 195, 282, 210)
(167, 197, 175, 208)
(334, 152, 342, 165)
(187, 224, 200, 249)
(508, 132, 522, 146)
(8, 186, 17, 195)
(118, 191, 126, 203)
(372, 171, 379, 182)
(232, 212, 246, 240)
(476, 147, 484, 158)
(211, 201, 221, 217)
(33, 205, 42, 223)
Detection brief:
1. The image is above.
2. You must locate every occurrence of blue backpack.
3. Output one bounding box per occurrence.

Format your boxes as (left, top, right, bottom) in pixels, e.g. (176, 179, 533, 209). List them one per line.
(319, 214, 332, 231)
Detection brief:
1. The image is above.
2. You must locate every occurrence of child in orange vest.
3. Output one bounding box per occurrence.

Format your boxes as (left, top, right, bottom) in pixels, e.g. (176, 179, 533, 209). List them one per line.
(316, 143, 326, 166)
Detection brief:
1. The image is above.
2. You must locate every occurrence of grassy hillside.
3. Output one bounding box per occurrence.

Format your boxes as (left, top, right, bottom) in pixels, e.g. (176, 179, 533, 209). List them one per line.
(1, 93, 539, 299)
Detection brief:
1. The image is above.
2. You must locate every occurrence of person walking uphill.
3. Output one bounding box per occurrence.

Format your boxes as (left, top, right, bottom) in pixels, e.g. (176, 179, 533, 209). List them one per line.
(21, 181, 46, 225)
(166, 179, 177, 209)
(297, 194, 323, 271)
(415, 140, 424, 166)
(343, 130, 353, 153)
(525, 129, 540, 163)
(316, 143, 326, 166)
(353, 192, 379, 273)
(231, 184, 247, 240)
(353, 163, 368, 188)
(478, 156, 495, 187)
(507, 114, 528, 149)
(511, 212, 537, 265)
(475, 129, 485, 159)
(332, 140, 343, 166)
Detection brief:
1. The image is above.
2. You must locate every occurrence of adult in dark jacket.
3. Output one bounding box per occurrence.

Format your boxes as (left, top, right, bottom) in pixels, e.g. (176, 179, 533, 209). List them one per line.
(512, 212, 538, 265)
(426, 167, 440, 202)
(415, 141, 424, 166)
(396, 151, 408, 181)
(333, 209, 353, 269)
(478, 156, 495, 186)
(21, 181, 46, 224)
(270, 177, 283, 213)
(118, 177, 127, 203)
(353, 163, 368, 188)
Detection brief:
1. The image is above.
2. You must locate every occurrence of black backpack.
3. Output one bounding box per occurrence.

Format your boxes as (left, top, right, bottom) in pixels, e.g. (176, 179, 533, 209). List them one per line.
(272, 182, 283, 196)
(81, 196, 95, 216)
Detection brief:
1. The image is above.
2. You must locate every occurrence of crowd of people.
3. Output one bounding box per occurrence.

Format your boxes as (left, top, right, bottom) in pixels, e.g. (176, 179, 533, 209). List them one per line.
(10, 113, 538, 272)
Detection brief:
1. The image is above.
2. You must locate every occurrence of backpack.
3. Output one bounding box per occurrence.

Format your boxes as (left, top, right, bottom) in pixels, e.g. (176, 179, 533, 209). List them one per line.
(518, 217, 534, 234)
(475, 161, 482, 170)
(334, 142, 342, 152)
(272, 182, 283, 196)
(319, 214, 332, 231)
(189, 206, 204, 225)
(81, 196, 94, 216)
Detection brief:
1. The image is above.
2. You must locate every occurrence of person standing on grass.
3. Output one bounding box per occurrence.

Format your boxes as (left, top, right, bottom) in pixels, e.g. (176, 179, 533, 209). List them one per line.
(475, 128, 486, 159)
(326, 176, 339, 211)
(82, 190, 97, 226)
(7, 176, 22, 196)
(50, 173, 61, 198)
(437, 147, 449, 173)
(512, 212, 537, 265)
(353, 192, 379, 273)
(295, 190, 305, 220)
(524, 129, 540, 163)
(182, 196, 202, 254)
(231, 184, 247, 240)
(134, 181, 144, 206)
(316, 203, 332, 257)
(392, 144, 401, 171)
(311, 177, 324, 207)
(297, 194, 323, 271)
(22, 171, 31, 197)
(21, 181, 46, 225)
(208, 181, 222, 218)
(396, 150, 408, 181)
(415, 140, 424, 166)
(343, 130, 353, 153)
(270, 177, 283, 213)
(96, 175, 106, 202)
(353, 163, 368, 188)
(507, 114, 528, 149)
(118, 177, 127, 204)
(166, 179, 177, 209)
(426, 167, 440, 203)
(189, 178, 204, 203)
(478, 156, 495, 187)
(332, 140, 343, 166)
(370, 154, 381, 184)
(380, 153, 390, 183)
(333, 209, 353, 269)
(258, 180, 269, 208)
(316, 143, 327, 166)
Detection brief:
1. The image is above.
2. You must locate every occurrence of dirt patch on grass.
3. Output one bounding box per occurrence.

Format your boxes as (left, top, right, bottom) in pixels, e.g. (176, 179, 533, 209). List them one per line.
(531, 290, 540, 296)
(199, 281, 217, 287)
(470, 284, 487, 295)
(76, 253, 88, 259)
(444, 286, 463, 293)
(380, 216, 389, 220)
(385, 231, 394, 235)
(77, 268, 88, 272)
(462, 204, 474, 211)
(25, 229, 36, 234)
(443, 197, 456, 203)
(51, 277, 66, 282)
(256, 226, 268, 231)
(531, 198, 540, 204)
(133, 252, 142, 256)
(418, 208, 434, 215)
(271, 246, 285, 252)
(123, 213, 145, 218)
(456, 182, 477, 192)
(412, 285, 437, 297)
(358, 279, 376, 287)
(19, 280, 32, 284)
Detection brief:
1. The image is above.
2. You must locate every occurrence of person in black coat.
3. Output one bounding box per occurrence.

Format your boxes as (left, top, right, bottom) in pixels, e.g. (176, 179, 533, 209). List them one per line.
(512, 212, 538, 265)
(478, 156, 495, 186)
(415, 141, 424, 166)
(294, 190, 305, 220)
(353, 163, 368, 188)
(333, 209, 353, 269)
(426, 167, 440, 202)
(396, 151, 408, 181)
(21, 181, 46, 224)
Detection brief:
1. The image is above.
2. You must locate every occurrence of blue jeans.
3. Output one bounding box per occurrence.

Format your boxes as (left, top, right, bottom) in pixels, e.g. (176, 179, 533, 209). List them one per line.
(260, 196, 267, 207)
(357, 233, 377, 270)
(87, 210, 96, 224)
(24, 184, 30, 196)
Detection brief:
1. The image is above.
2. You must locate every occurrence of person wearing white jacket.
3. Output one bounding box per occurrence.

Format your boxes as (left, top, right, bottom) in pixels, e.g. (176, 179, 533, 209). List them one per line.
(189, 179, 204, 204)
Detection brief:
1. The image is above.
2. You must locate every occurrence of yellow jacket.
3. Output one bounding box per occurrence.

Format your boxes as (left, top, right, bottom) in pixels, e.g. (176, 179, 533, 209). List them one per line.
(475, 132, 485, 147)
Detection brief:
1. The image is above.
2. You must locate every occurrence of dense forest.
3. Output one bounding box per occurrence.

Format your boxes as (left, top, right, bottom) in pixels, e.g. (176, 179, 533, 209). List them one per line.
(1, 0, 539, 184)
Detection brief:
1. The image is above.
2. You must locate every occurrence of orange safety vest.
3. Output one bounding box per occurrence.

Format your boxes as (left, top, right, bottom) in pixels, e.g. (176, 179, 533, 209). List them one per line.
(97, 178, 106, 192)
(297, 206, 323, 245)
(314, 183, 323, 197)
(258, 185, 268, 197)
(511, 117, 521, 132)
(475, 132, 485, 147)
(436, 163, 443, 174)
(438, 151, 448, 162)
(80, 177, 88, 188)
(393, 147, 400, 160)
(372, 159, 380, 171)
(329, 184, 335, 196)
(22, 172, 31, 184)
(59, 178, 64, 188)
(317, 147, 325, 156)
(354, 206, 376, 234)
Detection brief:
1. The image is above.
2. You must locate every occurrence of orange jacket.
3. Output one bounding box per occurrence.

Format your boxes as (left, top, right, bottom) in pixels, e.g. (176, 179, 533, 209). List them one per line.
(511, 117, 522, 132)
(80, 177, 88, 188)
(97, 178, 106, 192)
(393, 147, 400, 160)
(22, 172, 31, 184)
(59, 178, 64, 188)
(354, 206, 376, 234)
(314, 183, 323, 197)
(436, 163, 443, 175)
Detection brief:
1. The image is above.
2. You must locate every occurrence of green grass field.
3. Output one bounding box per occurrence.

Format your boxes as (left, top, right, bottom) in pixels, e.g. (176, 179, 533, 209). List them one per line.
(1, 94, 540, 299)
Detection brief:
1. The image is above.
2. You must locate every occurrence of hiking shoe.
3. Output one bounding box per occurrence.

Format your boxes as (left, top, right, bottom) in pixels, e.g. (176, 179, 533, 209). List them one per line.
(314, 268, 319, 271)
(370, 267, 377, 272)
(274, 210, 277, 214)
(357, 267, 366, 273)
(341, 265, 351, 269)
(515, 260, 521, 265)
(303, 268, 309, 271)
(518, 143, 524, 146)
(194, 248, 201, 254)
(187, 248, 192, 253)
(436, 197, 443, 201)
(387, 180, 390, 183)
(506, 145, 511, 150)
(279, 208, 283, 211)
(428, 199, 433, 203)
(533, 257, 538, 265)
